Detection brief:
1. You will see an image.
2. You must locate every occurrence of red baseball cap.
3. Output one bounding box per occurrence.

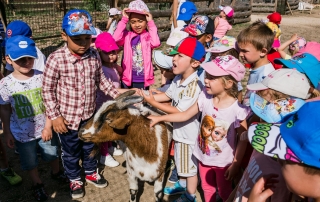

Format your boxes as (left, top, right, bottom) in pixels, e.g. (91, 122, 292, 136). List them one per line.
(267, 12, 282, 24)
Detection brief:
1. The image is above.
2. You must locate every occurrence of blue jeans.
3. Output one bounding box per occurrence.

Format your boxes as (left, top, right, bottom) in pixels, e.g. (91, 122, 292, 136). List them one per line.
(15, 134, 59, 170)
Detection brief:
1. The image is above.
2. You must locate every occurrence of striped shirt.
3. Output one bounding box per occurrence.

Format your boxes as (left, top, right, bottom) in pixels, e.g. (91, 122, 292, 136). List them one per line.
(42, 45, 120, 130)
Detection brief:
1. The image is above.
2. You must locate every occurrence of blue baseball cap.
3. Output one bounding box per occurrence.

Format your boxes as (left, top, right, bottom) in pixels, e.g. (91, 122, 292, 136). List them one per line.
(275, 53, 320, 88)
(248, 101, 320, 169)
(5, 35, 37, 61)
(2, 20, 32, 47)
(168, 37, 205, 61)
(177, 1, 198, 21)
(62, 9, 97, 36)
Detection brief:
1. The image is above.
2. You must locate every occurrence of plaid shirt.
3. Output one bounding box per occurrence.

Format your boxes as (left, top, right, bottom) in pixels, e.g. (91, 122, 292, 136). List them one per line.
(42, 45, 120, 130)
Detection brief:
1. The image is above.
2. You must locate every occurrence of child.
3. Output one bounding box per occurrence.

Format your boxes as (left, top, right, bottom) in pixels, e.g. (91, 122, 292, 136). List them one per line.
(265, 12, 282, 49)
(3, 20, 46, 74)
(237, 21, 275, 107)
(278, 34, 306, 59)
(173, 1, 198, 31)
(148, 55, 250, 202)
(106, 8, 121, 35)
(42, 9, 129, 199)
(153, 50, 175, 92)
(206, 36, 244, 102)
(139, 37, 205, 202)
(230, 68, 314, 202)
(0, 36, 62, 201)
(95, 32, 122, 167)
(213, 6, 234, 41)
(113, 0, 160, 90)
(247, 101, 320, 201)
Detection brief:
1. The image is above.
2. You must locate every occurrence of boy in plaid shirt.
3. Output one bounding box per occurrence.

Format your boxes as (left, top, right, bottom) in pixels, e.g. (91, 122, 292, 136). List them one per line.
(42, 9, 128, 199)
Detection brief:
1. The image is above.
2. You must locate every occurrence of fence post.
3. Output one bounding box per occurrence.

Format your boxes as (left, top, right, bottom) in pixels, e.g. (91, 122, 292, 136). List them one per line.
(62, 0, 67, 15)
(276, 0, 287, 14)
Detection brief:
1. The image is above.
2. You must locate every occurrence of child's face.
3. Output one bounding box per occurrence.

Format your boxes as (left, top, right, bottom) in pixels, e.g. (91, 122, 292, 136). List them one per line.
(204, 73, 226, 95)
(62, 32, 92, 55)
(219, 11, 226, 18)
(129, 13, 147, 34)
(212, 126, 226, 141)
(238, 42, 265, 64)
(100, 50, 118, 64)
(197, 34, 212, 47)
(172, 53, 196, 75)
(280, 161, 320, 199)
(6, 56, 34, 75)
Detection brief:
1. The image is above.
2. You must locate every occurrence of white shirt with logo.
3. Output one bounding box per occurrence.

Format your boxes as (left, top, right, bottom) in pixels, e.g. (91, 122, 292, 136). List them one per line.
(0, 70, 45, 142)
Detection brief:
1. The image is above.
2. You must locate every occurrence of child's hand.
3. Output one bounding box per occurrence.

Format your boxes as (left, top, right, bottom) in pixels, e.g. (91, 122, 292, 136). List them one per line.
(4, 131, 14, 149)
(224, 162, 240, 181)
(148, 115, 161, 127)
(141, 89, 156, 104)
(122, 8, 129, 18)
(144, 12, 153, 21)
(42, 127, 53, 142)
(290, 33, 299, 42)
(248, 174, 279, 202)
(52, 116, 69, 134)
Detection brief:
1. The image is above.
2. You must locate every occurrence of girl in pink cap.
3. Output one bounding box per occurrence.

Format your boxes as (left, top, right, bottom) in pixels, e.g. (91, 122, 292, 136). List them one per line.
(113, 0, 160, 90)
(95, 32, 123, 167)
(148, 55, 251, 202)
(213, 6, 234, 42)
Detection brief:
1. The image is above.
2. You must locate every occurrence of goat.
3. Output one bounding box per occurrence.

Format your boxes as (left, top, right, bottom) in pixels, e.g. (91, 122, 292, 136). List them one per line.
(78, 90, 172, 202)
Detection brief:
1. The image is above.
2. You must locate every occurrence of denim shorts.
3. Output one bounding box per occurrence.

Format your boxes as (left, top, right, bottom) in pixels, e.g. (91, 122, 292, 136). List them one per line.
(15, 134, 59, 170)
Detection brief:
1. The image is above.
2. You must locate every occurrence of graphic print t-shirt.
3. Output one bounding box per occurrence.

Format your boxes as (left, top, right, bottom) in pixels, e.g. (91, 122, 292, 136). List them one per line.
(0, 70, 45, 142)
(131, 35, 144, 82)
(193, 89, 251, 167)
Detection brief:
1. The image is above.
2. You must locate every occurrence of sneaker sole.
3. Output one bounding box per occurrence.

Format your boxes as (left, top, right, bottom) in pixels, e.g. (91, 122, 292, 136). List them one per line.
(168, 179, 178, 184)
(85, 179, 108, 188)
(163, 190, 185, 196)
(70, 192, 84, 199)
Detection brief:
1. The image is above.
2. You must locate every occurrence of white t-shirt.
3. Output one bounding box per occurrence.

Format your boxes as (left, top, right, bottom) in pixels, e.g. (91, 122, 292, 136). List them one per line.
(233, 151, 291, 202)
(0, 70, 45, 143)
(5, 46, 46, 72)
(108, 20, 118, 35)
(165, 71, 203, 145)
(170, 0, 187, 32)
(243, 63, 275, 106)
(193, 89, 251, 167)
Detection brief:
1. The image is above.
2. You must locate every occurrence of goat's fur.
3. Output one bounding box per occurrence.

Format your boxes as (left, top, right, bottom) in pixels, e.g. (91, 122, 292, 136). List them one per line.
(78, 90, 172, 202)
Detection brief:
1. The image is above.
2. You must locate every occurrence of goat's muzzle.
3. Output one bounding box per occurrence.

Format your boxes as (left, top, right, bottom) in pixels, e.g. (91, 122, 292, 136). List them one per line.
(78, 128, 93, 142)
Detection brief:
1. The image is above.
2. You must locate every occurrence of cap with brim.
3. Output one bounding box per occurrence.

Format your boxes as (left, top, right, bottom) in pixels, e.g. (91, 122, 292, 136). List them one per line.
(248, 101, 320, 169)
(2, 20, 32, 47)
(168, 37, 205, 61)
(109, 8, 121, 15)
(176, 1, 198, 21)
(153, 50, 173, 69)
(275, 53, 320, 88)
(5, 35, 37, 61)
(249, 93, 305, 123)
(247, 69, 310, 99)
(95, 32, 119, 52)
(166, 28, 189, 47)
(126, 0, 149, 15)
(62, 9, 96, 36)
(206, 36, 236, 53)
(182, 15, 214, 36)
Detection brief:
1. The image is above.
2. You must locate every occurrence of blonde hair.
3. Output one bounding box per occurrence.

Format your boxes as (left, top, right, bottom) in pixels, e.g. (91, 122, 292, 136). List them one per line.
(221, 75, 238, 98)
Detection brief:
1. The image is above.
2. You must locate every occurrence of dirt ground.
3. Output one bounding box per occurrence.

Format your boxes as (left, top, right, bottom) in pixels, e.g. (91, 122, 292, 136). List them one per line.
(1, 11, 320, 202)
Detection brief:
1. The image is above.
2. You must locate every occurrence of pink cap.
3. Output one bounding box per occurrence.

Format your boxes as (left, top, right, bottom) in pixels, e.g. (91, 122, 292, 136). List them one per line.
(219, 6, 234, 18)
(126, 0, 149, 15)
(95, 32, 119, 52)
(109, 8, 121, 16)
(202, 55, 245, 81)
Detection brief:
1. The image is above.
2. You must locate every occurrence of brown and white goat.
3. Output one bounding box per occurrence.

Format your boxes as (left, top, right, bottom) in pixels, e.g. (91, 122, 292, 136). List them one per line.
(78, 91, 172, 202)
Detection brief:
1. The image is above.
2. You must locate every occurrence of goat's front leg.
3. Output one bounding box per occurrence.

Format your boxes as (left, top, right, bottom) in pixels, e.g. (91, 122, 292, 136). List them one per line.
(127, 167, 138, 202)
(154, 174, 164, 202)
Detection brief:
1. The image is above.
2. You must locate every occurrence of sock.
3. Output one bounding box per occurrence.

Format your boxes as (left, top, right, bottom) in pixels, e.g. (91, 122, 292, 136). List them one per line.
(178, 179, 186, 188)
(185, 192, 196, 201)
(0, 167, 9, 172)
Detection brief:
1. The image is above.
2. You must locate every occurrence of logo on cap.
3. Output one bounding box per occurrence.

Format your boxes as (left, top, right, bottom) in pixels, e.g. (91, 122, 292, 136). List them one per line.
(19, 41, 28, 49)
(181, 8, 186, 13)
(7, 29, 12, 37)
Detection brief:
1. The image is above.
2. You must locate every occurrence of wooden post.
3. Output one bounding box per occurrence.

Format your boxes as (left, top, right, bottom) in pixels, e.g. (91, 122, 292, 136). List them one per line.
(274, 0, 278, 11)
(276, 0, 287, 14)
(287, 1, 293, 15)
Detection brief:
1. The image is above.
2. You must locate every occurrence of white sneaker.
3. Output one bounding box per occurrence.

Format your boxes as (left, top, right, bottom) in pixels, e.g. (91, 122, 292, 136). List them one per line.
(100, 155, 120, 167)
(113, 148, 123, 156)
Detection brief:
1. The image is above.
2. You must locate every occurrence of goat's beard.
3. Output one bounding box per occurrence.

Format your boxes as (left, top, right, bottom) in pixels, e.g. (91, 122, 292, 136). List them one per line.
(89, 143, 101, 158)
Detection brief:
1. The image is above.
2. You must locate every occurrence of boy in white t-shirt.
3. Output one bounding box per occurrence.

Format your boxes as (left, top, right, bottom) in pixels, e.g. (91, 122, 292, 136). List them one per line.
(139, 37, 205, 202)
(237, 21, 276, 107)
(0, 36, 62, 201)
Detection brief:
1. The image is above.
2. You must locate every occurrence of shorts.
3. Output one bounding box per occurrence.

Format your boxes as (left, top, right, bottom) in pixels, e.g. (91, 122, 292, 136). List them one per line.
(15, 134, 59, 170)
(174, 141, 198, 177)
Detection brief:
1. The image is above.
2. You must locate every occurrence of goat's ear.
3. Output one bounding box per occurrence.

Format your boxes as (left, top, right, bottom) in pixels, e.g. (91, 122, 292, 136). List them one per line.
(108, 117, 131, 129)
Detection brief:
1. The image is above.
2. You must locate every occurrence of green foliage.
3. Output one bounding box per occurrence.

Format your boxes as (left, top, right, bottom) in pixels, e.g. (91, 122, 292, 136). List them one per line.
(83, 0, 109, 11)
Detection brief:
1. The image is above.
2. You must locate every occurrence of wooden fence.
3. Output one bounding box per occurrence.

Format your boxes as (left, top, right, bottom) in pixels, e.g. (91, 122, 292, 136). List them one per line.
(252, 0, 299, 14)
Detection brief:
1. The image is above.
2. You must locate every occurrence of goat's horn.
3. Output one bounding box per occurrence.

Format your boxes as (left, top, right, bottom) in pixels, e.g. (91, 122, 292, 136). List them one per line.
(116, 95, 144, 109)
(115, 90, 136, 101)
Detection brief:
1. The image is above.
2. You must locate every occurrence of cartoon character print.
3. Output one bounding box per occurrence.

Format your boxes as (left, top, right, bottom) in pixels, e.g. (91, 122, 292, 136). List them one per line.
(274, 98, 296, 114)
(199, 115, 215, 154)
(184, 16, 209, 36)
(68, 11, 95, 34)
(132, 42, 144, 76)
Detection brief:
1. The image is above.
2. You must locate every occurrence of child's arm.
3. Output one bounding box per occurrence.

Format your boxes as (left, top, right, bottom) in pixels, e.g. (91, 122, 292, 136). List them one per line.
(278, 33, 299, 59)
(106, 17, 113, 30)
(113, 9, 130, 47)
(171, 0, 179, 28)
(225, 119, 248, 181)
(145, 12, 161, 48)
(42, 116, 53, 142)
(148, 101, 199, 127)
(214, 16, 219, 29)
(0, 104, 14, 148)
